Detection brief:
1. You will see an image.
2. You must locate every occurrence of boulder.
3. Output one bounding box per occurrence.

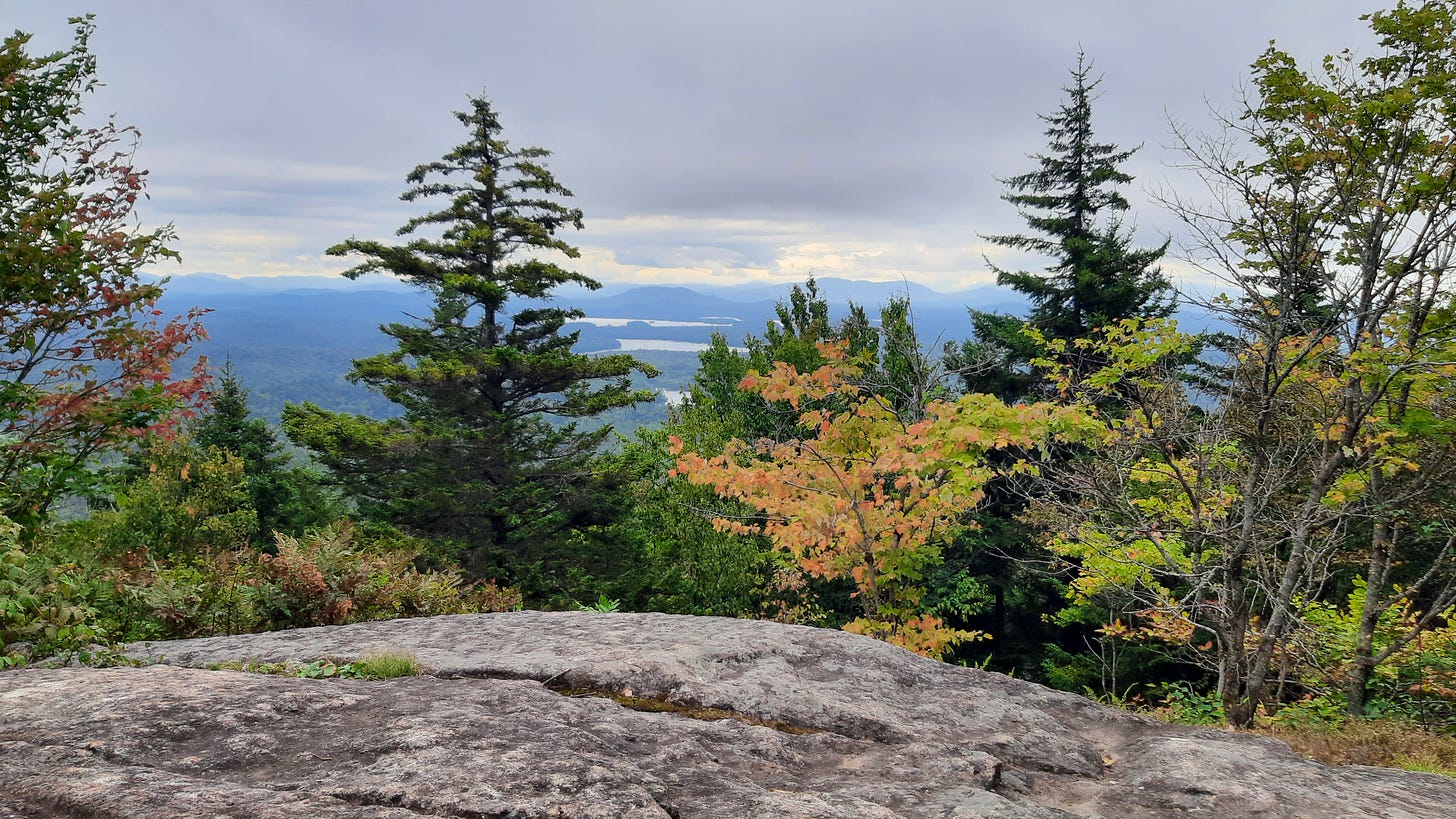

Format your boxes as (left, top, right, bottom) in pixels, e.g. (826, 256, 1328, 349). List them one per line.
(0, 611, 1448, 817)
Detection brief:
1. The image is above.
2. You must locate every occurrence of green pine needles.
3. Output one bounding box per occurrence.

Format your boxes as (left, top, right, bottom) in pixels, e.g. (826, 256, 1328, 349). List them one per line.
(284, 93, 658, 575)
(964, 52, 1173, 397)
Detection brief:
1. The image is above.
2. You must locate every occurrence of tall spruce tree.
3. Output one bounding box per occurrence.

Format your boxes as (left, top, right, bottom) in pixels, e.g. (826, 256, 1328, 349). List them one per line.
(963, 52, 1173, 398)
(940, 55, 1176, 681)
(283, 93, 656, 573)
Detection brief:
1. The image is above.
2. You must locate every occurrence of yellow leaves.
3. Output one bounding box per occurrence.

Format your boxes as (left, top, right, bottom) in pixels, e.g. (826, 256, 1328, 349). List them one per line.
(1051, 523, 1190, 607)
(1135, 608, 1199, 644)
(673, 347, 1093, 658)
(1322, 470, 1368, 508)
(843, 614, 985, 659)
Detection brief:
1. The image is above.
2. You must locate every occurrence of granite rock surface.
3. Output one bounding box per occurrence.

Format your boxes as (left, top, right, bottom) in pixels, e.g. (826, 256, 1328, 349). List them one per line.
(0, 611, 1450, 817)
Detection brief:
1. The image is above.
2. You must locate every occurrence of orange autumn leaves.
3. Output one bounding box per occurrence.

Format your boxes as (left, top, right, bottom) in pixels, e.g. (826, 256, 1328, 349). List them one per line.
(671, 342, 1099, 658)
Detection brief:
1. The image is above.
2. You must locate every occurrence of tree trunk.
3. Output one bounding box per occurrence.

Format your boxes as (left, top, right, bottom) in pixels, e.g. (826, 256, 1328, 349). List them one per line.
(1349, 515, 1394, 717)
(1347, 656, 1375, 717)
(1217, 632, 1250, 726)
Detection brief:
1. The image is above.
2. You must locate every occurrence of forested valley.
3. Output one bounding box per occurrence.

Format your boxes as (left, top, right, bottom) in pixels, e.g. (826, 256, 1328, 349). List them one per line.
(9, 4, 1456, 774)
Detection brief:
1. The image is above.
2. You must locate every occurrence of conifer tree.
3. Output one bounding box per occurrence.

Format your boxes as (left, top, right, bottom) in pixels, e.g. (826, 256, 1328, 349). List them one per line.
(194, 366, 281, 483)
(942, 56, 1175, 678)
(965, 52, 1172, 397)
(284, 93, 655, 572)
(195, 364, 339, 539)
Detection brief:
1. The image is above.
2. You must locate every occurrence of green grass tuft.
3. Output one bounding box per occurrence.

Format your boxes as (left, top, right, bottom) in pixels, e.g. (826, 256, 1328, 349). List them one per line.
(351, 652, 420, 679)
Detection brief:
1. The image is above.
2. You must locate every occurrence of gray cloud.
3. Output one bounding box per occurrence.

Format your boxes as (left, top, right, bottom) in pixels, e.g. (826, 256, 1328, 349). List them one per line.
(5, 0, 1381, 289)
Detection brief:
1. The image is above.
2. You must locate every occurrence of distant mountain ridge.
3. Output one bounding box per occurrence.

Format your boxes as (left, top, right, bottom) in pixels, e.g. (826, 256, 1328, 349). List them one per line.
(153, 274, 1035, 425)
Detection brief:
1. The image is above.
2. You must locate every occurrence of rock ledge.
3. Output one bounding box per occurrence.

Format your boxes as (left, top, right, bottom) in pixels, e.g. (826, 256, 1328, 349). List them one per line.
(0, 611, 1450, 817)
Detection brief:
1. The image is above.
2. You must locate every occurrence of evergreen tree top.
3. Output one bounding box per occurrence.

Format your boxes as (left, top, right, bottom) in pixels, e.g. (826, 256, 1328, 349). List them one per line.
(992, 52, 1137, 252)
(288, 88, 657, 558)
(980, 51, 1172, 347)
(326, 93, 597, 314)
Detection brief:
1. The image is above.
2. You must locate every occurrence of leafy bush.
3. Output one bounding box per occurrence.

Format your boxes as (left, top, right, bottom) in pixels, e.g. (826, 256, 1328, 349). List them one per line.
(576, 594, 621, 613)
(0, 514, 108, 656)
(129, 553, 257, 639)
(253, 523, 521, 629)
(1040, 643, 1102, 693)
(1151, 682, 1226, 726)
(179, 522, 519, 632)
(251, 527, 367, 629)
(1365, 642, 1456, 733)
(97, 439, 259, 558)
(1268, 695, 1349, 729)
(2, 518, 522, 664)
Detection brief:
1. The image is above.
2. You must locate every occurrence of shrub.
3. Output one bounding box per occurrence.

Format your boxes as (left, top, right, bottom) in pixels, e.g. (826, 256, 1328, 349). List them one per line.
(97, 440, 260, 559)
(253, 523, 521, 630)
(3, 517, 524, 664)
(1267, 694, 1349, 730)
(0, 515, 108, 656)
(1150, 682, 1226, 726)
(252, 526, 365, 629)
(128, 552, 256, 639)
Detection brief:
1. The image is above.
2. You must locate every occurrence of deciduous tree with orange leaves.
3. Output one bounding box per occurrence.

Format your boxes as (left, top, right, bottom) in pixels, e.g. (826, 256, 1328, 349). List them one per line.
(671, 342, 1098, 658)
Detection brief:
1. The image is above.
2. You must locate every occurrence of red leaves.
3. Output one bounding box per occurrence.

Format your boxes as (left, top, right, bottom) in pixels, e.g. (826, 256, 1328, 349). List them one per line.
(0, 21, 207, 519)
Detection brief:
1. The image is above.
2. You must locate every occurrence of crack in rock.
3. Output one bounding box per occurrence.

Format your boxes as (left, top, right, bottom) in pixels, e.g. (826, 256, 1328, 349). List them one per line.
(541, 681, 824, 736)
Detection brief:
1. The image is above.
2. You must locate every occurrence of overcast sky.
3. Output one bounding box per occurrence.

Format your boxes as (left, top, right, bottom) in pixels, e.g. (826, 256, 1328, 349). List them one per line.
(6, 1, 1382, 293)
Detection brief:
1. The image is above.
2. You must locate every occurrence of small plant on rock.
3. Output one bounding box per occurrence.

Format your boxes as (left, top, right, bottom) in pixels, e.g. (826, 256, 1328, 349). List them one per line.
(352, 651, 420, 679)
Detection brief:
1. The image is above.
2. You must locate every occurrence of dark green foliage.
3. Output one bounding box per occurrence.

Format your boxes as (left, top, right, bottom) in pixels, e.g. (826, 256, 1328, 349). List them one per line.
(284, 93, 656, 578)
(604, 427, 772, 617)
(681, 279, 947, 445)
(939, 57, 1178, 686)
(617, 281, 846, 621)
(843, 296, 948, 422)
(194, 365, 341, 539)
(967, 52, 1172, 398)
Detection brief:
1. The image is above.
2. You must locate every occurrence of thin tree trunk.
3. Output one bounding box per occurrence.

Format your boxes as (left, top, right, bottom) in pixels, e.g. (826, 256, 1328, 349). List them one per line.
(1349, 517, 1393, 717)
